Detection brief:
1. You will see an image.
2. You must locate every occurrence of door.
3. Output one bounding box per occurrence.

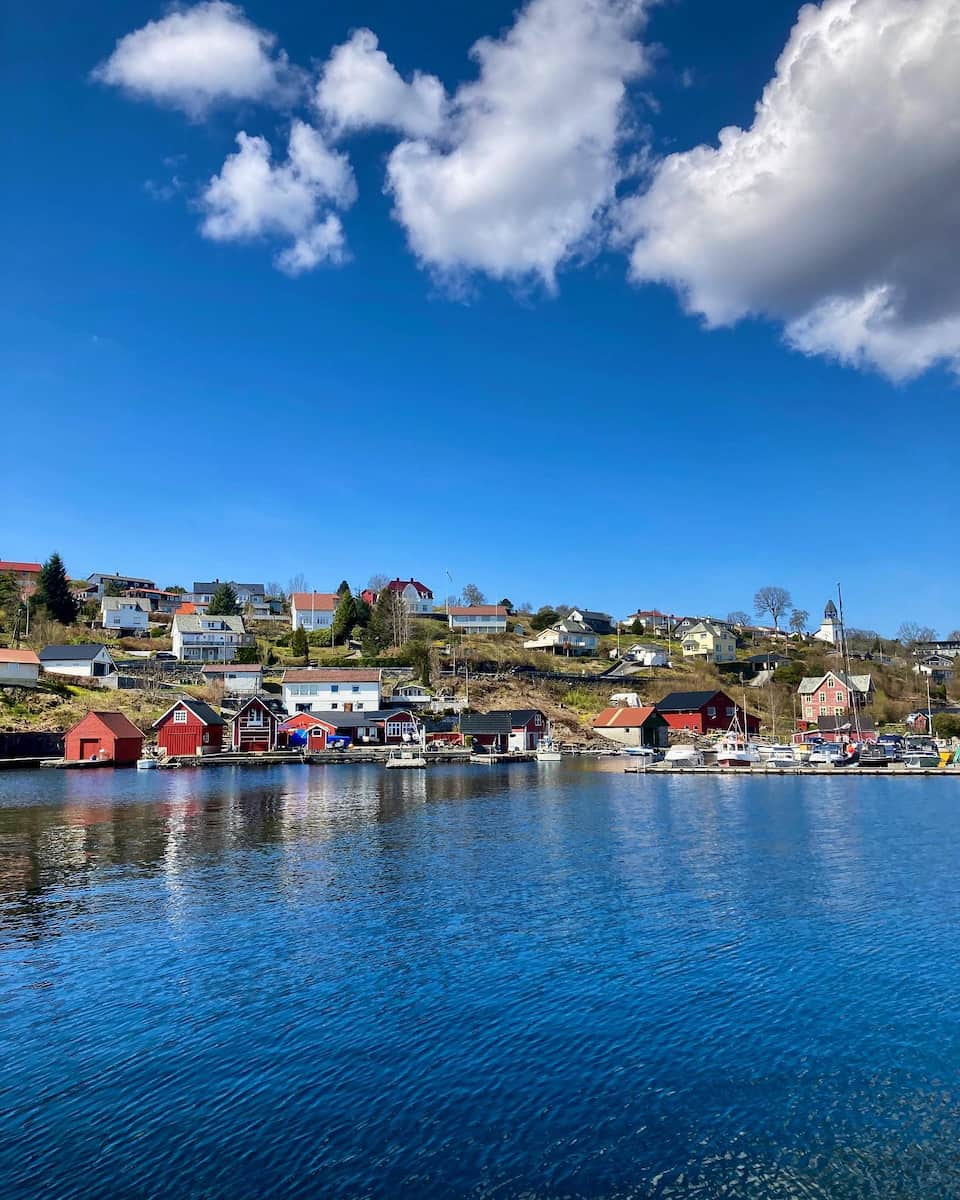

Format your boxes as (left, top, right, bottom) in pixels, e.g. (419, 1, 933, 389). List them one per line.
(79, 739, 100, 760)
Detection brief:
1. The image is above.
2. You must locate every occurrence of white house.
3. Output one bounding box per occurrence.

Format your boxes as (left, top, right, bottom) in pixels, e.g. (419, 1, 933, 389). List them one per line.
(171, 613, 253, 662)
(448, 605, 508, 634)
(200, 663, 264, 696)
(290, 592, 338, 632)
(384, 579, 434, 615)
(39, 643, 116, 678)
(100, 595, 150, 634)
(524, 618, 599, 656)
(0, 648, 40, 688)
(187, 581, 277, 621)
(388, 682, 433, 707)
(618, 644, 669, 667)
(85, 572, 155, 598)
(281, 668, 383, 714)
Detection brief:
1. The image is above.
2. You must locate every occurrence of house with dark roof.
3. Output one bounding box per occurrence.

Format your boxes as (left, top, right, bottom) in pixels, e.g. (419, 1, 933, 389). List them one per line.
(64, 711, 143, 764)
(654, 690, 760, 735)
(568, 609, 614, 635)
(282, 709, 419, 747)
(813, 715, 878, 743)
(39, 643, 116, 678)
(460, 709, 547, 752)
(153, 697, 225, 757)
(592, 706, 668, 748)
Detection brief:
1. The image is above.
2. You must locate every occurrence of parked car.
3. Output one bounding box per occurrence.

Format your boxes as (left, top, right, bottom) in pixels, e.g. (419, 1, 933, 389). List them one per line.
(154, 651, 177, 661)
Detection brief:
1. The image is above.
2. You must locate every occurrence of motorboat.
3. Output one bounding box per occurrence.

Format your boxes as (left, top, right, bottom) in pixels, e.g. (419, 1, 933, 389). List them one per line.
(716, 736, 761, 768)
(858, 743, 890, 767)
(903, 750, 941, 769)
(622, 746, 661, 770)
(664, 745, 704, 768)
(536, 737, 563, 762)
(764, 745, 798, 768)
(136, 757, 158, 770)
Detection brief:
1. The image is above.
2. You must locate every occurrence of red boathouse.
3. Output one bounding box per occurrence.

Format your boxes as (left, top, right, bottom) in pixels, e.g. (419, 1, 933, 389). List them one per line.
(64, 711, 144, 764)
(153, 698, 225, 757)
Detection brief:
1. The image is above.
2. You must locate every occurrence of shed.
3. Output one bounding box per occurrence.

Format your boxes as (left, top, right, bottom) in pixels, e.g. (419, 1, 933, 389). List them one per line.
(230, 696, 280, 752)
(153, 697, 225, 757)
(0, 648, 41, 689)
(64, 711, 144, 764)
(592, 706, 669, 748)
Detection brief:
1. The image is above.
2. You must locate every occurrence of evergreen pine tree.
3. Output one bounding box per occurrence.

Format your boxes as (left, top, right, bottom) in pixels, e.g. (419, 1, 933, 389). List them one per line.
(35, 553, 77, 625)
(207, 583, 239, 615)
(291, 626, 309, 657)
(331, 591, 358, 645)
(367, 588, 393, 651)
(0, 571, 22, 634)
(336, 579, 351, 597)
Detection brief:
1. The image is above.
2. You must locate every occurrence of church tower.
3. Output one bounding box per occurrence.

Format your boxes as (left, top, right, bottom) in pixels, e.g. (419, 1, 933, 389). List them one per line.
(814, 599, 839, 645)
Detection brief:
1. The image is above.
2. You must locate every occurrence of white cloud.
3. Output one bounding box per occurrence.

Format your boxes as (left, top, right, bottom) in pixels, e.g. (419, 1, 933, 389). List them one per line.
(385, 0, 651, 287)
(316, 28, 448, 139)
(623, 0, 960, 380)
(93, 1, 299, 118)
(200, 120, 356, 273)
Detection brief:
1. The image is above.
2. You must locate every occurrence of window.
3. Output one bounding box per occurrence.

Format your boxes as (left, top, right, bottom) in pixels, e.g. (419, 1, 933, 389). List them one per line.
(173, 709, 187, 724)
(707, 706, 716, 718)
(836, 692, 844, 704)
(726, 706, 735, 717)
(330, 702, 338, 710)
(247, 709, 264, 726)
(356, 703, 364, 710)
(331, 684, 339, 693)
(819, 693, 827, 703)
(352, 685, 360, 693)
(835, 707, 844, 716)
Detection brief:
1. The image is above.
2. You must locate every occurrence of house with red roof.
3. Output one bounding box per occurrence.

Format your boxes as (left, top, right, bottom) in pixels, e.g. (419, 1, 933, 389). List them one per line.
(361, 579, 434, 615)
(448, 605, 508, 634)
(64, 711, 144, 764)
(0, 648, 41, 689)
(281, 667, 383, 714)
(0, 561, 42, 596)
(290, 591, 338, 632)
(592, 706, 669, 748)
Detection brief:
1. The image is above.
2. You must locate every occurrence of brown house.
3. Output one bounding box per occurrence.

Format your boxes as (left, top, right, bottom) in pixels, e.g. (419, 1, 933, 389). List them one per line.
(230, 696, 280, 752)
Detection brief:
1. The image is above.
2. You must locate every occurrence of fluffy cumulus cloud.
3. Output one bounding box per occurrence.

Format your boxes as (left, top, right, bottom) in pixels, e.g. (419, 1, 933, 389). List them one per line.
(623, 0, 960, 380)
(92, 1, 299, 118)
(200, 120, 356, 273)
(385, 0, 651, 287)
(315, 28, 448, 139)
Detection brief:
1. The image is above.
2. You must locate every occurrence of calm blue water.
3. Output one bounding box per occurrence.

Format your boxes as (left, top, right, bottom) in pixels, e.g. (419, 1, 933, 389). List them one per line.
(2, 762, 959, 1199)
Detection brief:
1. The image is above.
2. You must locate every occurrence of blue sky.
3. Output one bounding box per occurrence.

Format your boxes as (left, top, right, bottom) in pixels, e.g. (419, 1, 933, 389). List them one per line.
(2, 0, 957, 635)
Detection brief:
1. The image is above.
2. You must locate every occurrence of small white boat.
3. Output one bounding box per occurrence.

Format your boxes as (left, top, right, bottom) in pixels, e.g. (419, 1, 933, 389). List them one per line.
(136, 756, 158, 770)
(536, 736, 562, 762)
(386, 746, 427, 769)
(764, 745, 798, 768)
(665, 745, 704, 768)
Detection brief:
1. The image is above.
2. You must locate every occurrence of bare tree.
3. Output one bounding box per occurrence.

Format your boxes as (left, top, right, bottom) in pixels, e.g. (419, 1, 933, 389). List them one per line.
(462, 583, 486, 606)
(367, 573, 390, 591)
(897, 622, 936, 646)
(754, 586, 792, 631)
(265, 580, 284, 600)
(288, 573, 309, 596)
(789, 608, 809, 636)
(727, 610, 751, 626)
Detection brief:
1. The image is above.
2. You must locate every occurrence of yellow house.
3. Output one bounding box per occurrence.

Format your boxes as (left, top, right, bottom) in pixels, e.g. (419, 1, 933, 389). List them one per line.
(681, 621, 737, 664)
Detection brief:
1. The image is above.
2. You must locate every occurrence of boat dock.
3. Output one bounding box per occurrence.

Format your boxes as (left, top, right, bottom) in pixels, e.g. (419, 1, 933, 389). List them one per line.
(626, 764, 958, 776)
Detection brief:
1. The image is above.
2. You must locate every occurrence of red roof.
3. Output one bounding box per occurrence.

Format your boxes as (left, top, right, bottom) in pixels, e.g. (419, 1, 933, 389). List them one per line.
(0, 561, 41, 574)
(200, 663, 262, 674)
(176, 602, 197, 614)
(291, 592, 338, 610)
(0, 648, 40, 665)
(448, 605, 508, 617)
(70, 710, 144, 738)
(387, 578, 433, 598)
(283, 668, 381, 684)
(592, 706, 659, 729)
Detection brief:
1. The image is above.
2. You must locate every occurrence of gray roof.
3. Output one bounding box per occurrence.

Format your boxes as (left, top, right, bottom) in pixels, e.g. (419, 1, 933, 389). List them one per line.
(300, 709, 415, 729)
(172, 613, 246, 633)
(192, 582, 265, 595)
(39, 643, 111, 661)
(654, 690, 726, 712)
(460, 709, 543, 735)
(816, 715, 876, 733)
(798, 671, 872, 694)
(100, 596, 148, 611)
(555, 618, 596, 634)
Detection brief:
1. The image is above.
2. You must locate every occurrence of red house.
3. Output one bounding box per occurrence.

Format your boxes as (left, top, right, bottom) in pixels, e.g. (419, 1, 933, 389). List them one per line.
(459, 709, 547, 752)
(654, 690, 760, 736)
(230, 696, 280, 752)
(64, 711, 144, 764)
(279, 711, 332, 751)
(153, 697, 225, 757)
